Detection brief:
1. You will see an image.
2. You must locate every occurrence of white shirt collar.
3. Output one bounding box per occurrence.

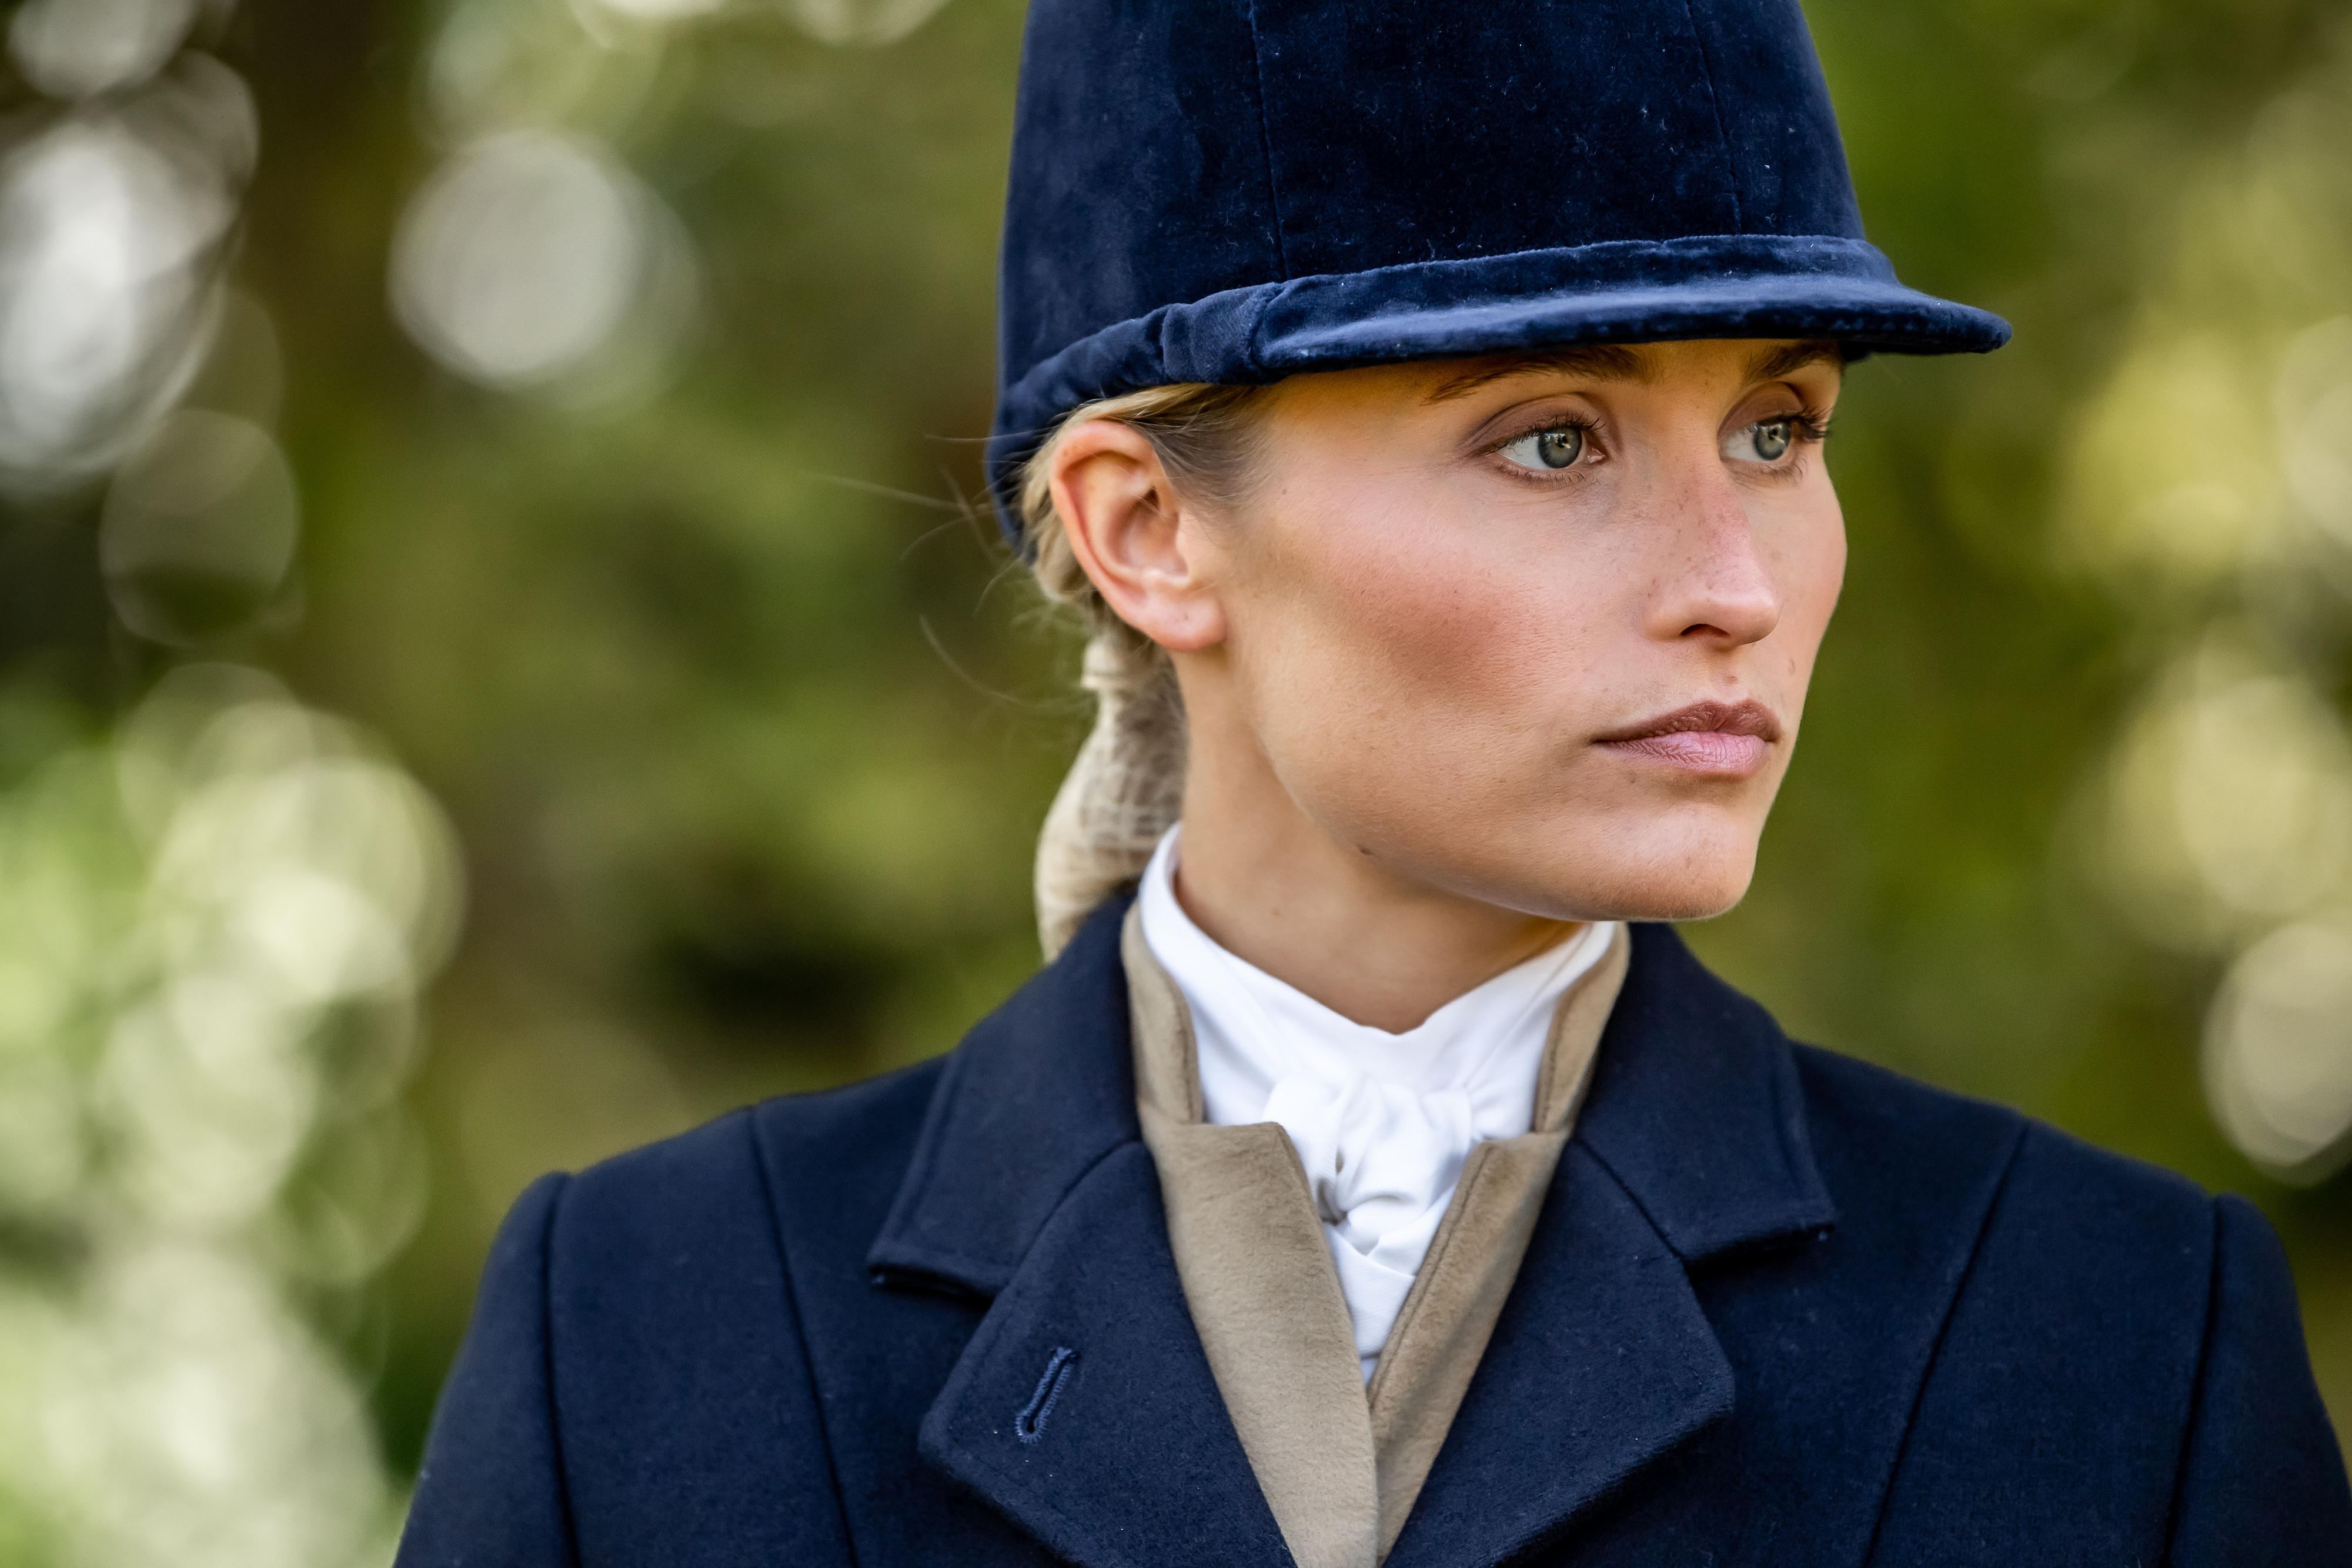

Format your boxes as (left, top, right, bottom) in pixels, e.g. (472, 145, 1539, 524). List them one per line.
(1137, 825, 1616, 1375)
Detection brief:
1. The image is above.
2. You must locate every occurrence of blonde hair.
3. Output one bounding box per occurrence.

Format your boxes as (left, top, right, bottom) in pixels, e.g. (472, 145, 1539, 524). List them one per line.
(1019, 382, 1267, 959)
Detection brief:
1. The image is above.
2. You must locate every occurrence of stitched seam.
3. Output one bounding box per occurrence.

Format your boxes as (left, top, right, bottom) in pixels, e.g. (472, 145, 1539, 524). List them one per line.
(2156, 1198, 2226, 1565)
(539, 1175, 584, 1568)
(934, 1306, 1147, 1568)
(1679, 0, 1745, 233)
(1013, 1347, 1080, 1442)
(1858, 1120, 2029, 1568)
(749, 1111, 866, 1568)
(1243, 0, 1292, 279)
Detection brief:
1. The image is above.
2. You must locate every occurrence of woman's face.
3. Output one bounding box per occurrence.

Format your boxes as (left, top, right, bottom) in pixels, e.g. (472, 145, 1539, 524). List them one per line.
(1189, 337, 1847, 922)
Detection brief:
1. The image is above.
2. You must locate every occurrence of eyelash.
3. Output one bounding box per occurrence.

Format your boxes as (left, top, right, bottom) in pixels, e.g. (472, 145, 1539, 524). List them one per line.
(1738, 409, 1835, 482)
(1481, 406, 1835, 477)
(1481, 414, 1604, 469)
(1764, 410, 1836, 448)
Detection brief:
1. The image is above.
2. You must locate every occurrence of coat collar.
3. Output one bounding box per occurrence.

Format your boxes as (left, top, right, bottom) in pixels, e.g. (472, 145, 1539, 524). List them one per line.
(868, 904, 1838, 1565)
(868, 911, 1833, 1295)
(1570, 921, 1838, 1259)
(866, 896, 1143, 1297)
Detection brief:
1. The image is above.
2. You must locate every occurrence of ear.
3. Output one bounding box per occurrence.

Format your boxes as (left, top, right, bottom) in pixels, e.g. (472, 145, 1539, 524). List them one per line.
(1048, 420, 1228, 653)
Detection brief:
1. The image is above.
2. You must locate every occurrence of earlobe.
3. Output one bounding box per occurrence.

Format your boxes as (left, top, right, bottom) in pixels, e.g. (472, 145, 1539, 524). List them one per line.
(1050, 422, 1228, 653)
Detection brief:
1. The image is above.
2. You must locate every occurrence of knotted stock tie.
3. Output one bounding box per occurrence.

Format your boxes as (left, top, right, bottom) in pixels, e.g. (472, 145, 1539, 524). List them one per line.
(1138, 828, 1614, 1377)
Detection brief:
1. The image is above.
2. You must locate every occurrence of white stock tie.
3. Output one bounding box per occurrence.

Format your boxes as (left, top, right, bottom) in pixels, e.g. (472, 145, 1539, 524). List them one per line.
(1137, 828, 1615, 1379)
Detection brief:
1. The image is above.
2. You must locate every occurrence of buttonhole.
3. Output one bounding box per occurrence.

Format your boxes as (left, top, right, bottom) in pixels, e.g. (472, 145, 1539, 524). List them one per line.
(1014, 1346, 1078, 1445)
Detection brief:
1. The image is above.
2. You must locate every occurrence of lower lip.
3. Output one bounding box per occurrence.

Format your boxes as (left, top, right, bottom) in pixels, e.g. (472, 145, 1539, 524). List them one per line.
(1601, 732, 1771, 778)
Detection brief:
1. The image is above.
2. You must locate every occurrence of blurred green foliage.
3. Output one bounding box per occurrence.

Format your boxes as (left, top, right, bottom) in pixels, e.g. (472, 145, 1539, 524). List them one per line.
(0, 0, 2347, 1539)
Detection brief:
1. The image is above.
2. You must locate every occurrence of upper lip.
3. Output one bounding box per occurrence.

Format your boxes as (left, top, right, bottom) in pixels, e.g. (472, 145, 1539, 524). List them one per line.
(1597, 699, 1782, 744)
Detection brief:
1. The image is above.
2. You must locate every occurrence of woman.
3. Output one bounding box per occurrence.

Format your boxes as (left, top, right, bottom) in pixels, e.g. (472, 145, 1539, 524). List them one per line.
(397, 2, 2351, 1564)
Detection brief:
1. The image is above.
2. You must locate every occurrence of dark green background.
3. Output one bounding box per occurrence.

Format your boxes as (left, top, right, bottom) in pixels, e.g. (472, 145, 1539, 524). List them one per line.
(8, 0, 2348, 1483)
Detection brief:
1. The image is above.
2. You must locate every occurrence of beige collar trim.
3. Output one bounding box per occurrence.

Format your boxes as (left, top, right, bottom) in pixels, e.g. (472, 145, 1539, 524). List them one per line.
(1124, 906, 1629, 1566)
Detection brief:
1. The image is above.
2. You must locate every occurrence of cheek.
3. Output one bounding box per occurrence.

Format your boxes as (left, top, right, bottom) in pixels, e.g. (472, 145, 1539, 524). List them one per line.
(1228, 486, 1613, 784)
(1766, 490, 1847, 684)
(1322, 552, 1560, 693)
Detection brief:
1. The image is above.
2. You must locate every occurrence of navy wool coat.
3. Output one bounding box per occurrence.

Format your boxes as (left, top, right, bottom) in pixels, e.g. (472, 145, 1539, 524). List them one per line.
(397, 901, 2352, 1566)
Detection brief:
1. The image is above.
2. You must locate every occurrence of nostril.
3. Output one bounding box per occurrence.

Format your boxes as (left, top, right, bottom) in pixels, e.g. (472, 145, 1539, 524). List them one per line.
(1013, 1346, 1078, 1444)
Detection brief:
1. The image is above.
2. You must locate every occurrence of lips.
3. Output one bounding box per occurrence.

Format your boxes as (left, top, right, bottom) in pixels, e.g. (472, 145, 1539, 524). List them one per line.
(1596, 699, 1781, 778)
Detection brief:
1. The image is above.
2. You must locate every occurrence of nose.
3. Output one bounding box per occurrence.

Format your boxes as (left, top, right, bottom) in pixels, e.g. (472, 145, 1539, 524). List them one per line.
(1641, 460, 1782, 648)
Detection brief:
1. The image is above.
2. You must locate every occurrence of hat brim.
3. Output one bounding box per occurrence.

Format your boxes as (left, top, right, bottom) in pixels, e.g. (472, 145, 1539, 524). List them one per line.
(1257, 272, 2008, 369)
(991, 233, 2007, 537)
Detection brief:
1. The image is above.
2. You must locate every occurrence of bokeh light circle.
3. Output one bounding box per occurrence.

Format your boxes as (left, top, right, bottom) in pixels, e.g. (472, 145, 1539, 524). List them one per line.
(101, 409, 300, 645)
(2206, 920, 2352, 1182)
(0, 116, 232, 484)
(778, 0, 951, 47)
(7, 0, 198, 101)
(390, 129, 690, 392)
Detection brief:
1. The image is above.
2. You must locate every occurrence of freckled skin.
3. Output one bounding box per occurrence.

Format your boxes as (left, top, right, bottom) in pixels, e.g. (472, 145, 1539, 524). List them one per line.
(1052, 339, 1847, 1029)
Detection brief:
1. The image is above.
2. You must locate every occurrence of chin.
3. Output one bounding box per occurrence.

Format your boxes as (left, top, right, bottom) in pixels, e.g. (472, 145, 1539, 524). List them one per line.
(1586, 875, 1753, 924)
(1464, 817, 1764, 924)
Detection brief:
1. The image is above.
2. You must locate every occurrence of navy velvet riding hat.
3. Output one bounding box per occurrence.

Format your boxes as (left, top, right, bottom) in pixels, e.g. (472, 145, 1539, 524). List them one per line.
(987, 0, 2010, 533)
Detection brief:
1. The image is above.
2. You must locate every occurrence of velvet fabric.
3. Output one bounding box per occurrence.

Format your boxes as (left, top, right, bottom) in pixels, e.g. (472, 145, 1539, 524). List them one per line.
(987, 0, 2012, 533)
(396, 900, 2348, 1566)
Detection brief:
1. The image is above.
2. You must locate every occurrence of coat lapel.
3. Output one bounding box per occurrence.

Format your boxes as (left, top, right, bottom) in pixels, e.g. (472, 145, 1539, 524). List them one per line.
(865, 898, 1147, 1299)
(867, 897, 1291, 1568)
(1389, 924, 1839, 1567)
(918, 1140, 1294, 1568)
(1384, 1141, 1733, 1568)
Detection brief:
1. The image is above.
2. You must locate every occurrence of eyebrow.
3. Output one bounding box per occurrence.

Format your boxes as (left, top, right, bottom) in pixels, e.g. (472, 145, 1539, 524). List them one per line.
(1421, 338, 1845, 404)
(1746, 339, 1846, 381)
(1422, 345, 1652, 403)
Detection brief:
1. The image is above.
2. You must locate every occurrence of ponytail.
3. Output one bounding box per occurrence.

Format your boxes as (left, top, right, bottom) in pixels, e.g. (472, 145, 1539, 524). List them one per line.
(1017, 383, 1265, 958)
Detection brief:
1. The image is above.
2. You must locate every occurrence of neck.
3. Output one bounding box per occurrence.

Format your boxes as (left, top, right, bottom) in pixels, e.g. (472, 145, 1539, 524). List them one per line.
(1171, 684, 1579, 1034)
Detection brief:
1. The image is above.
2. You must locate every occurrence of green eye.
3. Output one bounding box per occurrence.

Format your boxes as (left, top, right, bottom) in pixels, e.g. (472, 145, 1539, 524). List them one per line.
(1501, 426, 1583, 470)
(1750, 420, 1792, 461)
